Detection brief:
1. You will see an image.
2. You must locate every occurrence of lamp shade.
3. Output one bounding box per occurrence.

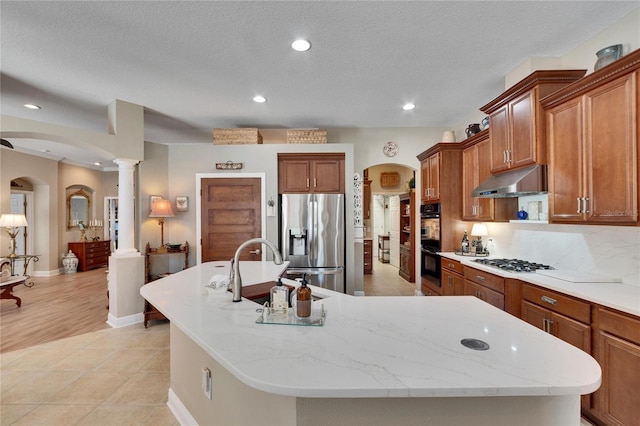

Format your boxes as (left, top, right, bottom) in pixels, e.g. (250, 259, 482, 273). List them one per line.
(471, 223, 488, 237)
(149, 199, 175, 218)
(0, 213, 28, 228)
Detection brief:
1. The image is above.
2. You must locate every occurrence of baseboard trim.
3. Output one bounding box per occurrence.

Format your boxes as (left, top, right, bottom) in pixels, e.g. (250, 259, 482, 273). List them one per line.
(167, 388, 198, 426)
(32, 269, 61, 277)
(106, 312, 143, 329)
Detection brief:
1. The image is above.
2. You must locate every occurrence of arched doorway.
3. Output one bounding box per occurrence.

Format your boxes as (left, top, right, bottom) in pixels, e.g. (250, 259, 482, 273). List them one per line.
(363, 163, 416, 296)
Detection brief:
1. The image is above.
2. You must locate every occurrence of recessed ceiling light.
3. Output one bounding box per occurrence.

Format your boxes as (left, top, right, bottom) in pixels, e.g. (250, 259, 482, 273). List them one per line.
(41, 149, 50, 153)
(94, 162, 102, 166)
(24, 103, 41, 110)
(253, 95, 267, 103)
(402, 103, 416, 111)
(291, 39, 311, 52)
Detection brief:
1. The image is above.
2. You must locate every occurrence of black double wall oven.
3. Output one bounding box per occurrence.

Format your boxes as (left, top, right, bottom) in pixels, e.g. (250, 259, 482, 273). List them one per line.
(420, 203, 441, 289)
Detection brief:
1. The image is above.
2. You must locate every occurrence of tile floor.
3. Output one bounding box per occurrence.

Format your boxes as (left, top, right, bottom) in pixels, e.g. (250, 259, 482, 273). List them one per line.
(0, 322, 178, 425)
(0, 263, 593, 425)
(363, 259, 417, 296)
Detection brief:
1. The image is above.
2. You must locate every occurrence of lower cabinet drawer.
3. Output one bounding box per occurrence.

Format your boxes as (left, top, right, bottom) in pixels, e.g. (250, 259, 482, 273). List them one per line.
(464, 279, 504, 310)
(463, 266, 504, 293)
(522, 283, 590, 324)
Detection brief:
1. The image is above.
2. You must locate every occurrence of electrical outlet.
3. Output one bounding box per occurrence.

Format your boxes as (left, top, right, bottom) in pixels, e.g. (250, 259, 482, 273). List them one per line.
(202, 367, 212, 400)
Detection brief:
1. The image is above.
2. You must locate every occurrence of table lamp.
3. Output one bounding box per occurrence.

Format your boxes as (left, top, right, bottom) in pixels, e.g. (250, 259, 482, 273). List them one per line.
(0, 213, 28, 258)
(471, 223, 488, 254)
(149, 199, 174, 251)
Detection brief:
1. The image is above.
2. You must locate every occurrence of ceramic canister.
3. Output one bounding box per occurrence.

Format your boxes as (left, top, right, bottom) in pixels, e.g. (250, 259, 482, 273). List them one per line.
(442, 131, 455, 142)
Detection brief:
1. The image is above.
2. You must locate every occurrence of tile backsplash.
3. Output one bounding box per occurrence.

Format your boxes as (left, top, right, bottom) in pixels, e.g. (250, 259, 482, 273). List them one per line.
(484, 222, 640, 286)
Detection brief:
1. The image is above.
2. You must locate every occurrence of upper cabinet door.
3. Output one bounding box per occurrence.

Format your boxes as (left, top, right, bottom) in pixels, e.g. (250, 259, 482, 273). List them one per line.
(279, 159, 312, 193)
(312, 158, 344, 193)
(489, 106, 510, 173)
(584, 72, 637, 223)
(509, 90, 537, 169)
(547, 97, 585, 222)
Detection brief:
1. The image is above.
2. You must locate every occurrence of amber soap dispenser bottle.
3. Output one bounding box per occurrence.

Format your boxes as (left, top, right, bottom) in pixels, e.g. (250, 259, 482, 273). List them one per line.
(296, 276, 312, 318)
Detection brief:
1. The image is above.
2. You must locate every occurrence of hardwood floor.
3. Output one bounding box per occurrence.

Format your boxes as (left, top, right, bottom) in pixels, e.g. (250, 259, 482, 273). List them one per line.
(0, 268, 110, 354)
(0, 261, 411, 354)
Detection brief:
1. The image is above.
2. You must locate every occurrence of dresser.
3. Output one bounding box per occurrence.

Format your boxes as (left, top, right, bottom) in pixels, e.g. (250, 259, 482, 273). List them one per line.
(68, 240, 111, 272)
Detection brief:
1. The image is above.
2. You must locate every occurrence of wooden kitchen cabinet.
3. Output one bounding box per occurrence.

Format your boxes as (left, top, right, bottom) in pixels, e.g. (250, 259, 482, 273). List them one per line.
(278, 153, 345, 194)
(593, 307, 640, 426)
(420, 152, 440, 202)
(68, 240, 111, 272)
(363, 239, 373, 274)
(461, 130, 517, 221)
(543, 51, 639, 225)
(521, 283, 592, 410)
(417, 144, 463, 252)
(463, 266, 505, 310)
(481, 69, 586, 174)
(441, 259, 464, 296)
(398, 192, 414, 282)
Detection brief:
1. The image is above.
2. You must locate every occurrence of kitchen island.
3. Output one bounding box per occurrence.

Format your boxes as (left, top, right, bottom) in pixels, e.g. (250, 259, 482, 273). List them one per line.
(141, 261, 601, 426)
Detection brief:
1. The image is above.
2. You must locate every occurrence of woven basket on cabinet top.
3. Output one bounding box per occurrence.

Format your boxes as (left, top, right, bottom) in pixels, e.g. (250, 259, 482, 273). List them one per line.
(213, 128, 263, 144)
(286, 129, 327, 144)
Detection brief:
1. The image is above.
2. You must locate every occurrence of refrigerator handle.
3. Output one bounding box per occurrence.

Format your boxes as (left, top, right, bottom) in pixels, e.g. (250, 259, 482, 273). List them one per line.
(310, 199, 317, 262)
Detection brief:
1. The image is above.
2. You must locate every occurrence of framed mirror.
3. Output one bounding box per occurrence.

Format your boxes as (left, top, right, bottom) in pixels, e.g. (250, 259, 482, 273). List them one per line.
(67, 189, 91, 230)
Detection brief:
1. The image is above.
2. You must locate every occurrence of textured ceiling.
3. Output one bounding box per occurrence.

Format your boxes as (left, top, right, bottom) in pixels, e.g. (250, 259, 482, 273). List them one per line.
(1, 1, 638, 166)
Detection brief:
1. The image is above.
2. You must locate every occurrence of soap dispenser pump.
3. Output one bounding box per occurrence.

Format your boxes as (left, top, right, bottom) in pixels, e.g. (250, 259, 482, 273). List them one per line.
(296, 274, 312, 318)
(270, 277, 289, 315)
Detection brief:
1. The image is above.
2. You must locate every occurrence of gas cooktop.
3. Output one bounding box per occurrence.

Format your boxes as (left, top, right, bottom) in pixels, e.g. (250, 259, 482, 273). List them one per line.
(472, 258, 554, 273)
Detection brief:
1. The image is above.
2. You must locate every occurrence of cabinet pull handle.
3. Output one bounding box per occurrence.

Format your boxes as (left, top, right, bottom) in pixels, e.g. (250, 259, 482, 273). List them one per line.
(448, 263, 455, 268)
(503, 151, 507, 164)
(508, 150, 512, 163)
(306, 178, 310, 188)
(577, 197, 581, 214)
(249, 249, 261, 255)
(475, 275, 485, 282)
(314, 178, 317, 188)
(542, 318, 547, 332)
(584, 197, 589, 214)
(448, 276, 453, 286)
(541, 295, 557, 306)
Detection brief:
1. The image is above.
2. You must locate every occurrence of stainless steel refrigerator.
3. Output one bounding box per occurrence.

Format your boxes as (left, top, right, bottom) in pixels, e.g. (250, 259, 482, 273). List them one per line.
(280, 194, 345, 293)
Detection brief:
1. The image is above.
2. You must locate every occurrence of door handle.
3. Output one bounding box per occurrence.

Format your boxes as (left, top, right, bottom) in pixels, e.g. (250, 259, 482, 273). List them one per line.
(249, 249, 261, 255)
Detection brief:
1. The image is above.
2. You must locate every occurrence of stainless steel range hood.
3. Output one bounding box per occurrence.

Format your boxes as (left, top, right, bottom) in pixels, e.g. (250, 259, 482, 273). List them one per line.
(471, 164, 547, 198)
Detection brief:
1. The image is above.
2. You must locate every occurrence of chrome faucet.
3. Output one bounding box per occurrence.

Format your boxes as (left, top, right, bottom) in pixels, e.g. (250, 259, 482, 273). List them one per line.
(230, 238, 283, 302)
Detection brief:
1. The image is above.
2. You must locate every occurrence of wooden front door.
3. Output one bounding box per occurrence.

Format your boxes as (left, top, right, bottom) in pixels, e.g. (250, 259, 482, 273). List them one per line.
(201, 177, 262, 262)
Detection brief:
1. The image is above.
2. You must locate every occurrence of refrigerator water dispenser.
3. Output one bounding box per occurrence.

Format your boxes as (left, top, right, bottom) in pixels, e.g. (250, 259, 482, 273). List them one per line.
(288, 228, 308, 256)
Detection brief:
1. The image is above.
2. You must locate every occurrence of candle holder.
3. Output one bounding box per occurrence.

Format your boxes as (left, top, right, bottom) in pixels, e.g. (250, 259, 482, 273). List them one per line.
(90, 225, 103, 240)
(88, 220, 103, 241)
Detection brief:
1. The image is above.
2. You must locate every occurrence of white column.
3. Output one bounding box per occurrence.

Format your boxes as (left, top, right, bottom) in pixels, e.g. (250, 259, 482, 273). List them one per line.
(113, 158, 139, 255)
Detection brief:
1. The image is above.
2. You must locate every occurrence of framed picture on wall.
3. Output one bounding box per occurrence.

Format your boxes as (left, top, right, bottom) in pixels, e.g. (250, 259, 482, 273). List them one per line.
(176, 196, 188, 212)
(150, 195, 161, 212)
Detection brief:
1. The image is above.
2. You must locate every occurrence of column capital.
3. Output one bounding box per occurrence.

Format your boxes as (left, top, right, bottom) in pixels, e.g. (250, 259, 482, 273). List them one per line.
(113, 158, 139, 169)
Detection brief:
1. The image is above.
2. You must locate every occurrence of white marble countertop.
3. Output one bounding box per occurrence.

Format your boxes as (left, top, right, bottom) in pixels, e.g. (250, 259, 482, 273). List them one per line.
(440, 252, 640, 317)
(141, 261, 600, 399)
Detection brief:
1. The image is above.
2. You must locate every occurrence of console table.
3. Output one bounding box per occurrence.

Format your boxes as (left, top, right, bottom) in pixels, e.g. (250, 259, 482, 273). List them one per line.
(0, 271, 27, 307)
(68, 240, 110, 272)
(143, 242, 189, 327)
(0, 254, 39, 288)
